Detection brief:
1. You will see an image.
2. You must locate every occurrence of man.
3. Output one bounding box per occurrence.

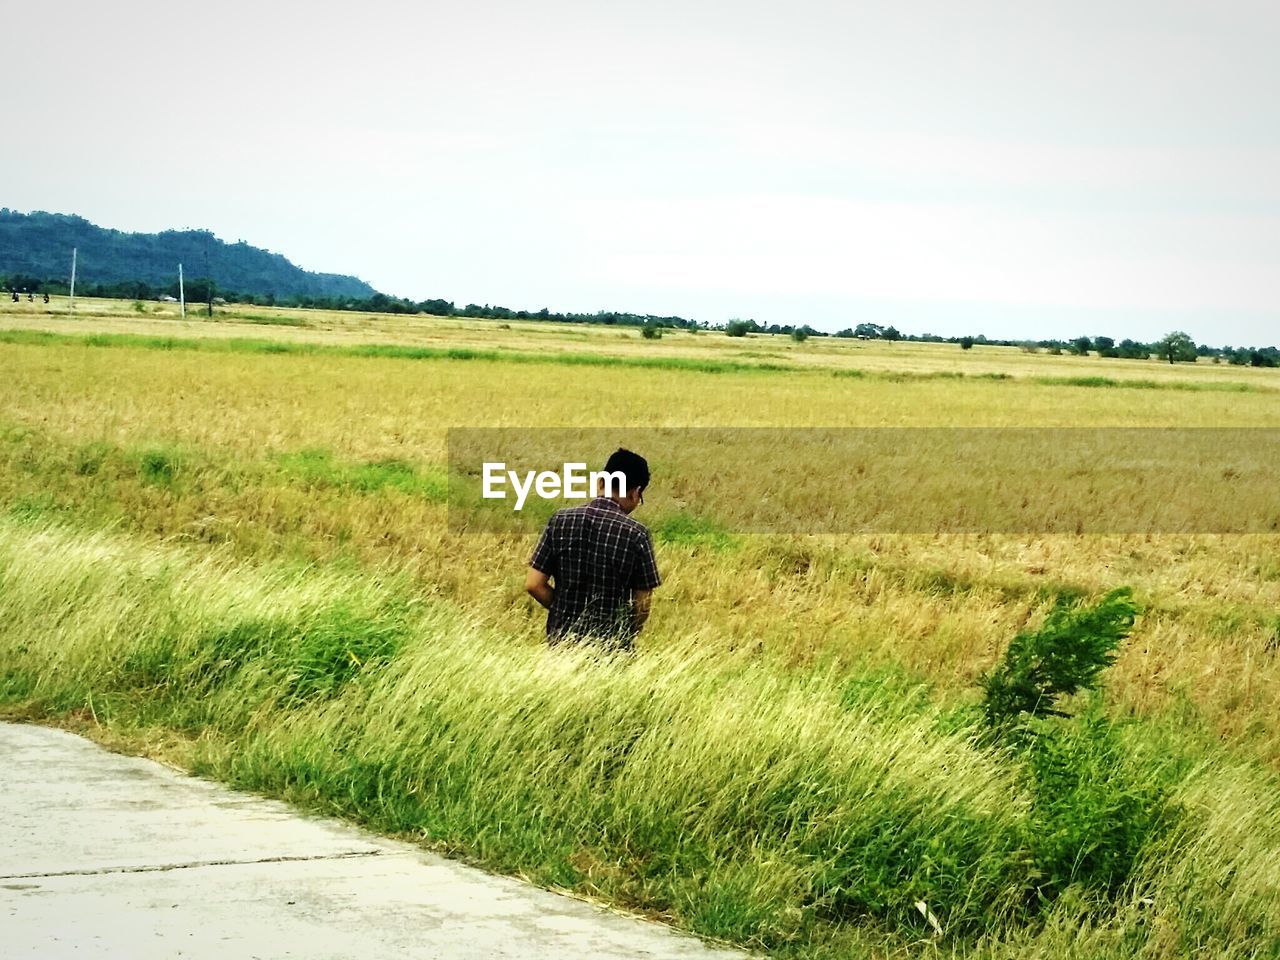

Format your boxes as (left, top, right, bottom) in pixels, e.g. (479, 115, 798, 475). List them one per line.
(526, 448, 660, 650)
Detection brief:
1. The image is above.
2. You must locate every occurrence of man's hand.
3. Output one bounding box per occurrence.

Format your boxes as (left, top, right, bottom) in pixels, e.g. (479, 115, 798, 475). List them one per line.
(526, 566, 554, 610)
(631, 589, 653, 633)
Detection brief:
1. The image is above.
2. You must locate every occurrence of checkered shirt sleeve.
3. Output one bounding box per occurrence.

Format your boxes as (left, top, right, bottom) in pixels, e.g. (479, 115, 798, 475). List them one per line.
(529, 515, 559, 576)
(630, 528, 661, 590)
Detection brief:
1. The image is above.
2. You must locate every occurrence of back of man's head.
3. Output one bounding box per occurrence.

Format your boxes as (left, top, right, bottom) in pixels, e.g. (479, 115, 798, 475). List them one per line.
(604, 448, 649, 493)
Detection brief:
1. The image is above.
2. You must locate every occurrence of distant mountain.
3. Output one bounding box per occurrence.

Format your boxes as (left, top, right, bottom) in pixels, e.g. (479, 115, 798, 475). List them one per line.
(0, 209, 379, 300)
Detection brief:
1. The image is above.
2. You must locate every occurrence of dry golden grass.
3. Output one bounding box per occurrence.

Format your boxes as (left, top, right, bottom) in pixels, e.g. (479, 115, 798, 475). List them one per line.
(1, 307, 1278, 764)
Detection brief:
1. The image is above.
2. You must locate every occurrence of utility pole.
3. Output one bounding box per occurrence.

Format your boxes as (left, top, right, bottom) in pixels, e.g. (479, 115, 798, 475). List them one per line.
(178, 263, 185, 318)
(69, 247, 77, 313)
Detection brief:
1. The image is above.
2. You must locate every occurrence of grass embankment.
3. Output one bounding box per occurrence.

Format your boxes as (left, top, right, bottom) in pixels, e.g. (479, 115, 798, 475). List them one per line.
(2, 519, 1277, 958)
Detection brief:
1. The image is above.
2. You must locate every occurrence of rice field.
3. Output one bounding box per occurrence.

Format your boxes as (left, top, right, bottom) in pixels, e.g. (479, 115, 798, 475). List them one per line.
(1, 298, 1278, 958)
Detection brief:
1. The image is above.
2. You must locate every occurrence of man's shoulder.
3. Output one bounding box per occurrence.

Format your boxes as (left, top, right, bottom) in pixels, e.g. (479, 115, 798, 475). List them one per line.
(599, 508, 652, 542)
(548, 502, 593, 524)
(553, 501, 651, 538)
(610, 512, 651, 538)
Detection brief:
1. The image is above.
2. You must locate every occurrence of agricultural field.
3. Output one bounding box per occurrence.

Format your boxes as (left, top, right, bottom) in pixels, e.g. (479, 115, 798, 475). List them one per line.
(1, 297, 1278, 958)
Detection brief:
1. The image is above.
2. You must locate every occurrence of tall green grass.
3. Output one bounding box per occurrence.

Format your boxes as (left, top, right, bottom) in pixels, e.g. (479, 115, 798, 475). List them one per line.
(1, 520, 1277, 958)
(1031, 374, 1259, 393)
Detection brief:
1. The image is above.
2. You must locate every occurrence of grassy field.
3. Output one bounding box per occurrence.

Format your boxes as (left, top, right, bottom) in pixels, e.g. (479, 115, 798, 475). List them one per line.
(1, 298, 1278, 958)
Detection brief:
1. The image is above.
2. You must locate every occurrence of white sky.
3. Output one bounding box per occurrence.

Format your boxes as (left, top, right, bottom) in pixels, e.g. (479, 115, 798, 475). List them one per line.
(4, 0, 1278, 344)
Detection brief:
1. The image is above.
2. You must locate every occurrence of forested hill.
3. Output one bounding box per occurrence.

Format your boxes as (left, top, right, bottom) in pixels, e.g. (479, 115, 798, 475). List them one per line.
(0, 210, 379, 300)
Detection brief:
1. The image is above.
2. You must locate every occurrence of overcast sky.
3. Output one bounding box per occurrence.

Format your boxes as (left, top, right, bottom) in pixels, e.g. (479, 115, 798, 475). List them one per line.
(5, 0, 1278, 343)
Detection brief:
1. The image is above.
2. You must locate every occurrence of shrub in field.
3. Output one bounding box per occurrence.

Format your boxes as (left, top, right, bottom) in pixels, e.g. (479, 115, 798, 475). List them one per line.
(981, 588, 1137, 728)
(641, 322, 663, 340)
(979, 590, 1176, 907)
(73, 440, 112, 477)
(725, 319, 752, 337)
(1021, 711, 1179, 903)
(135, 447, 184, 487)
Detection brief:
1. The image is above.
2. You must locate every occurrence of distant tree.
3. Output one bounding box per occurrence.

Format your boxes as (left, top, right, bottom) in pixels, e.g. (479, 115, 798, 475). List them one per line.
(419, 298, 454, 316)
(1070, 336, 1092, 356)
(1156, 331, 1197, 364)
(725, 319, 752, 338)
(882, 325, 901, 341)
(641, 321, 663, 340)
(185, 278, 216, 303)
(1116, 339, 1149, 360)
(834, 327, 855, 338)
(959, 336, 975, 350)
(791, 326, 810, 342)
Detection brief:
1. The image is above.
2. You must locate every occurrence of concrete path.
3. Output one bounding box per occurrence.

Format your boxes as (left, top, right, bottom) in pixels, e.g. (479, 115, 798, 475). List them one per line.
(1, 723, 746, 959)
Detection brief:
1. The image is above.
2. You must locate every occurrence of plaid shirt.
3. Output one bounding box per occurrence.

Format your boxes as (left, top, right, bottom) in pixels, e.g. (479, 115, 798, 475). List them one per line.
(529, 497, 661, 647)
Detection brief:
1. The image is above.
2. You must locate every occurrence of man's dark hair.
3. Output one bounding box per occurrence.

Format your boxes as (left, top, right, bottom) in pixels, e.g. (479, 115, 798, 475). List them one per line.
(604, 448, 649, 492)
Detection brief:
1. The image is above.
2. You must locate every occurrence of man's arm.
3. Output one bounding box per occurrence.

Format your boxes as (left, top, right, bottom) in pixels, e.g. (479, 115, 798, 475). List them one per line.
(527, 517, 558, 610)
(630, 588, 653, 633)
(628, 528, 661, 635)
(526, 566, 554, 610)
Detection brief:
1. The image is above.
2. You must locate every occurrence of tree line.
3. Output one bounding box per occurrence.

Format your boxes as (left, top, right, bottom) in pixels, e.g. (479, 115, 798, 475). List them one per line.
(3, 270, 1276, 365)
(870, 324, 1276, 367)
(0, 272, 701, 331)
